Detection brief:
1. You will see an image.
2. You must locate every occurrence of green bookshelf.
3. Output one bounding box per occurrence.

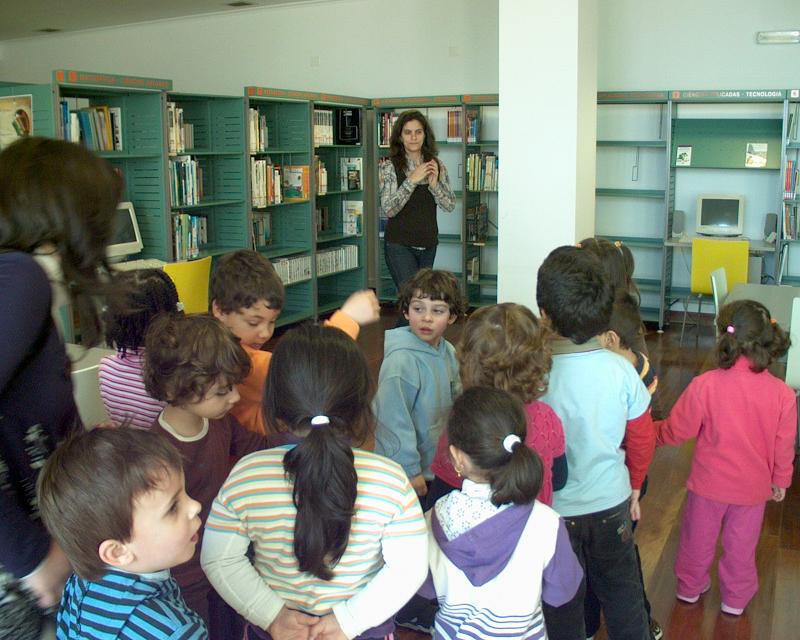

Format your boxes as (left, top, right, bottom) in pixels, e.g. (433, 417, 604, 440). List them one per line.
(0, 82, 56, 139)
(54, 69, 171, 261)
(166, 92, 248, 261)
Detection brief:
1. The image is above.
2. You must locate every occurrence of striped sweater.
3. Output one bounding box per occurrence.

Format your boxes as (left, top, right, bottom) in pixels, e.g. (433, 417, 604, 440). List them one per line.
(56, 569, 207, 639)
(99, 350, 165, 429)
(201, 445, 428, 639)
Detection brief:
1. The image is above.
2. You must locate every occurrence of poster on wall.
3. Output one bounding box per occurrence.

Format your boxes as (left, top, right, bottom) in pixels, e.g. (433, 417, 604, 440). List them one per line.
(0, 95, 33, 150)
(745, 142, 768, 168)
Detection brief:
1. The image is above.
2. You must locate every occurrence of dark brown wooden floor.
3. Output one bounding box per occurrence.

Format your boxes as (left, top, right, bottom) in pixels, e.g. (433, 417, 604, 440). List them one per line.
(311, 308, 800, 640)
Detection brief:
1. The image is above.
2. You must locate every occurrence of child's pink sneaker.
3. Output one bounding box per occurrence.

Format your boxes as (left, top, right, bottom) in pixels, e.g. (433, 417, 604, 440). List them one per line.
(721, 603, 744, 616)
(676, 583, 711, 604)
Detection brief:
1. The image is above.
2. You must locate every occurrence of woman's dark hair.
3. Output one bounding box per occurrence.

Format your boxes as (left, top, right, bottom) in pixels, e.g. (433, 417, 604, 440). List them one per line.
(448, 386, 543, 507)
(716, 299, 790, 372)
(389, 109, 439, 173)
(263, 324, 373, 580)
(0, 137, 124, 346)
(104, 269, 180, 356)
(578, 237, 640, 303)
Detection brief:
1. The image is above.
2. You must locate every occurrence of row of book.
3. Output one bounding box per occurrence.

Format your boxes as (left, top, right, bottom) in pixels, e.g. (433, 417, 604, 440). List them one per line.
(167, 102, 195, 154)
(784, 159, 799, 200)
(273, 254, 312, 285)
(314, 200, 364, 236)
(317, 244, 359, 277)
(466, 152, 498, 191)
(466, 203, 489, 242)
(172, 213, 208, 261)
(783, 202, 798, 240)
(59, 100, 122, 151)
(170, 156, 203, 206)
(377, 112, 400, 147)
(252, 212, 271, 247)
(313, 109, 335, 147)
(248, 108, 269, 154)
(314, 156, 328, 195)
(446, 106, 480, 143)
(251, 161, 311, 207)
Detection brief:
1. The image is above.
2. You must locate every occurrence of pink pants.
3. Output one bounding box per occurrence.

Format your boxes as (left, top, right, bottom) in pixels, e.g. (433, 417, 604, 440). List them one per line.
(675, 490, 766, 609)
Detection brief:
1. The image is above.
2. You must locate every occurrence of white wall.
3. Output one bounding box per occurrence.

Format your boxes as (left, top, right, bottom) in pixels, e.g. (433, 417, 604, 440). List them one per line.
(598, 0, 800, 90)
(0, 0, 499, 97)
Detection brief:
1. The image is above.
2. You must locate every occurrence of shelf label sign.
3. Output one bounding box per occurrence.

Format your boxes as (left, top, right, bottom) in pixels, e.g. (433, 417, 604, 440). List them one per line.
(247, 87, 318, 101)
(54, 70, 172, 90)
(672, 89, 785, 101)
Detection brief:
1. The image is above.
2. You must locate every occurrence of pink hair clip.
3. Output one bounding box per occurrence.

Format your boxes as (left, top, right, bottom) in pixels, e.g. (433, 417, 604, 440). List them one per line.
(726, 325, 735, 334)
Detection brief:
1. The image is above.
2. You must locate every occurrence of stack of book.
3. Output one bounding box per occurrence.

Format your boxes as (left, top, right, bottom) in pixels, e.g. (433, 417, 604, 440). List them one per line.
(172, 213, 207, 260)
(248, 108, 269, 153)
(339, 157, 362, 191)
(314, 156, 328, 195)
(313, 109, 334, 146)
(282, 165, 311, 201)
(273, 255, 312, 285)
(250, 158, 282, 207)
(59, 101, 122, 151)
(378, 112, 399, 146)
(167, 102, 194, 154)
(447, 107, 463, 142)
(466, 152, 498, 191)
(252, 212, 271, 247)
(316, 245, 358, 277)
(170, 156, 202, 206)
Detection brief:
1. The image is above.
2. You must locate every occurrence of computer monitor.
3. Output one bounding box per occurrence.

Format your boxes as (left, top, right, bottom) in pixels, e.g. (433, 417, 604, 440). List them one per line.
(107, 201, 143, 260)
(696, 195, 744, 237)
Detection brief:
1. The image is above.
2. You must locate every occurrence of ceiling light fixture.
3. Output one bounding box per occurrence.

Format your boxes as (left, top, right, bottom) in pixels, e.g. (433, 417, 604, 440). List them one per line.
(36, 28, 62, 33)
(756, 30, 800, 45)
(227, 1, 255, 6)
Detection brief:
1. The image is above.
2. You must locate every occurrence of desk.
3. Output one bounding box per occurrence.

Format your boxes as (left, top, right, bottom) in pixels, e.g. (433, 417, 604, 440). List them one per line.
(665, 237, 777, 253)
(725, 284, 800, 329)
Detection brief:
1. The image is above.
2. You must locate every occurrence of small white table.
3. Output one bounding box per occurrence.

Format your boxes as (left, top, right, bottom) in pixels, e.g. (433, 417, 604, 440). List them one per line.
(725, 284, 800, 330)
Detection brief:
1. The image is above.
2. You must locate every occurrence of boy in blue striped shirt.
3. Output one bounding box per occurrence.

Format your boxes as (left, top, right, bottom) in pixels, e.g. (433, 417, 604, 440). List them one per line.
(38, 427, 208, 639)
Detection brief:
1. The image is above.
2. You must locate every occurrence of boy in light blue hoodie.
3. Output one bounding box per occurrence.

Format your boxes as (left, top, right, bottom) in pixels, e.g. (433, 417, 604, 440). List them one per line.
(374, 269, 465, 502)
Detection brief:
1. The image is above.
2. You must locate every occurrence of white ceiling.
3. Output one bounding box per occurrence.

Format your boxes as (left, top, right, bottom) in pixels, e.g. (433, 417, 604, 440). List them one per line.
(0, 0, 316, 42)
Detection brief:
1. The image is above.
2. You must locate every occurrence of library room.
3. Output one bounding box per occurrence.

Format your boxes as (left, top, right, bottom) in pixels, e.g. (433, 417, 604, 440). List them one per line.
(0, 2, 798, 639)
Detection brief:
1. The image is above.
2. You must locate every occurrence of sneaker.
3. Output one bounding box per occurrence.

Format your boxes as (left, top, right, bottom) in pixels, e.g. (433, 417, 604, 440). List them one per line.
(721, 603, 744, 616)
(676, 583, 711, 604)
(396, 600, 437, 635)
(396, 616, 435, 635)
(649, 618, 664, 640)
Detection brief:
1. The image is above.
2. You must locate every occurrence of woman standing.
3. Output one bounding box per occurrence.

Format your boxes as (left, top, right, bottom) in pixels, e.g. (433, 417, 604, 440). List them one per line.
(0, 137, 122, 639)
(379, 110, 456, 290)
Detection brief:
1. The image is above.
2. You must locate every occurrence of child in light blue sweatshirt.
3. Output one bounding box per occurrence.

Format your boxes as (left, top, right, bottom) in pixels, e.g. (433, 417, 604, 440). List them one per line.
(374, 269, 465, 501)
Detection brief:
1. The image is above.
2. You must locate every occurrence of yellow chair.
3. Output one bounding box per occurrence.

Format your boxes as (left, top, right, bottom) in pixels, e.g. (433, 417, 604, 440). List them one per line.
(163, 256, 212, 314)
(680, 238, 749, 344)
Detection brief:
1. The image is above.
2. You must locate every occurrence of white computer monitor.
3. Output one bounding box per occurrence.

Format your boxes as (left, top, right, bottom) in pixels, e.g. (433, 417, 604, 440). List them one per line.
(696, 195, 744, 237)
(107, 201, 143, 260)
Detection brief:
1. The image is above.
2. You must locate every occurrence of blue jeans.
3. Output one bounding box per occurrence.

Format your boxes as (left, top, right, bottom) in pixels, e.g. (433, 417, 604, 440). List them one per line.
(384, 242, 437, 291)
(542, 500, 649, 640)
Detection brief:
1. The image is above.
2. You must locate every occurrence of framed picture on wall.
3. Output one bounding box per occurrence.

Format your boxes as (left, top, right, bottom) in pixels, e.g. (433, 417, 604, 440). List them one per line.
(0, 95, 33, 150)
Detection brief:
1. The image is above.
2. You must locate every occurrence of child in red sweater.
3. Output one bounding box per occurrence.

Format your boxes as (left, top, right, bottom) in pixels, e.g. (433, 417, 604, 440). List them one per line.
(429, 303, 566, 507)
(656, 299, 795, 616)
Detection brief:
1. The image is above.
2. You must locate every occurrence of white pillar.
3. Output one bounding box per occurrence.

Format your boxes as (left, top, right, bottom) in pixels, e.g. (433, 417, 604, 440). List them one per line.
(498, 0, 598, 310)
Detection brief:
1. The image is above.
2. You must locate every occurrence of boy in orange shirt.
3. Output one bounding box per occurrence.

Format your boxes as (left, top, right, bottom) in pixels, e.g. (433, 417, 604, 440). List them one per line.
(210, 250, 379, 436)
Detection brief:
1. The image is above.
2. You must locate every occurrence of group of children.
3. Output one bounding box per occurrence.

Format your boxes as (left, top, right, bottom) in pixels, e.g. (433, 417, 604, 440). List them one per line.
(37, 235, 796, 640)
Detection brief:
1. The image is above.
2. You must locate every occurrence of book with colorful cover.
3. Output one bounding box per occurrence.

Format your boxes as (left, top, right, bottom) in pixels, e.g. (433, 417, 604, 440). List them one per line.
(282, 165, 310, 201)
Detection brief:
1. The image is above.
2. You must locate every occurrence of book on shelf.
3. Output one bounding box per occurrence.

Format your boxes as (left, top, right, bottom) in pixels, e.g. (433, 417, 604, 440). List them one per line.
(59, 99, 121, 151)
(315, 206, 330, 233)
(314, 156, 328, 195)
(784, 202, 797, 241)
(335, 108, 361, 145)
(466, 203, 489, 242)
(378, 112, 399, 146)
(167, 102, 194, 154)
(466, 106, 480, 144)
(172, 212, 207, 261)
(109, 107, 123, 150)
(467, 256, 480, 284)
(316, 244, 358, 277)
(282, 165, 310, 201)
(314, 108, 334, 146)
(248, 108, 269, 153)
(784, 159, 798, 200)
(447, 107, 463, 142)
(339, 157, 362, 191)
(252, 212, 271, 247)
(342, 200, 363, 236)
(466, 152, 498, 191)
(170, 156, 202, 206)
(250, 157, 282, 207)
(272, 254, 312, 285)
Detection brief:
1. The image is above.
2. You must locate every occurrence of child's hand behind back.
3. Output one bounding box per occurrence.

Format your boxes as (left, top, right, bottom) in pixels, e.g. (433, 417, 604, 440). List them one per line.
(341, 290, 380, 326)
(771, 484, 786, 502)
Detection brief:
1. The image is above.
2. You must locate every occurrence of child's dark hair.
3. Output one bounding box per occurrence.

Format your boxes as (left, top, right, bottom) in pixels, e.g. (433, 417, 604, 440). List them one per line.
(536, 245, 613, 344)
(262, 324, 373, 581)
(398, 268, 466, 318)
(38, 427, 183, 581)
(578, 237, 640, 303)
(389, 109, 439, 173)
(143, 314, 250, 405)
(608, 292, 645, 351)
(448, 386, 543, 507)
(458, 303, 552, 402)
(210, 249, 285, 313)
(0, 137, 124, 346)
(104, 269, 180, 356)
(716, 299, 790, 372)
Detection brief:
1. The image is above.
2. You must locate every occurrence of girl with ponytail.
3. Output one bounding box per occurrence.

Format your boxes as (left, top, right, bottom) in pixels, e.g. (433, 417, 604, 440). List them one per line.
(422, 386, 583, 640)
(655, 299, 795, 616)
(202, 324, 428, 640)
